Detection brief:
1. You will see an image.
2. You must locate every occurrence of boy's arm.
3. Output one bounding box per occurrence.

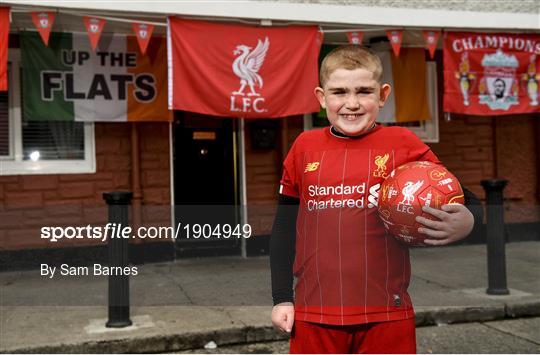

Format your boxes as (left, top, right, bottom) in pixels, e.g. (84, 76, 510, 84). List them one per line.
(270, 194, 298, 332)
(270, 194, 299, 304)
(417, 187, 484, 245)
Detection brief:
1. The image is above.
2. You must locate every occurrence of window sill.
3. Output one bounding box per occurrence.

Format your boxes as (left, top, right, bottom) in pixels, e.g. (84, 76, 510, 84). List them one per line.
(0, 160, 96, 176)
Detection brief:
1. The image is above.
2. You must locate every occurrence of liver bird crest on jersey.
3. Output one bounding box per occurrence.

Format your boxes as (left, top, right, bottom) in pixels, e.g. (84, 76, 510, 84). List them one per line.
(373, 153, 389, 178)
(232, 37, 270, 96)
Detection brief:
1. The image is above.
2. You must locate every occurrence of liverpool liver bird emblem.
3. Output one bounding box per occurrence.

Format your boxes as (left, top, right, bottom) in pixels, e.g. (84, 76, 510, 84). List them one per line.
(374, 153, 389, 177)
(232, 37, 269, 96)
(400, 180, 424, 205)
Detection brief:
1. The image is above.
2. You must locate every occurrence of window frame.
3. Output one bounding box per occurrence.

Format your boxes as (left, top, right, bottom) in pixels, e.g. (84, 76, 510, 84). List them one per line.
(0, 49, 96, 176)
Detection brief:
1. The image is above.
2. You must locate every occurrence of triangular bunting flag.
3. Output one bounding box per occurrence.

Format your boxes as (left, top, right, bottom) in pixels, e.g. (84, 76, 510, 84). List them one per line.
(30, 12, 55, 46)
(386, 29, 403, 57)
(346, 31, 364, 45)
(83, 16, 106, 51)
(133, 22, 154, 55)
(422, 30, 440, 59)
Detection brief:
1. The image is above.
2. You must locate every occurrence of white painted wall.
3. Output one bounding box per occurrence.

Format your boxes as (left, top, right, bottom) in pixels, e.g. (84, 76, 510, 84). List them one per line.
(3, 0, 539, 30)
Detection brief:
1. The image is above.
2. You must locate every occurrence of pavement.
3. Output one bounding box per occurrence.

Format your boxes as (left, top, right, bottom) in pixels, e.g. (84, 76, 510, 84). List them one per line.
(0, 241, 539, 353)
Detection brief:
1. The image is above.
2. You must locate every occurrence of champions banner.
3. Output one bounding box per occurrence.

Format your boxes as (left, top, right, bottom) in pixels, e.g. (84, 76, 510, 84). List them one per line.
(444, 32, 540, 116)
(21, 31, 171, 122)
(168, 18, 321, 118)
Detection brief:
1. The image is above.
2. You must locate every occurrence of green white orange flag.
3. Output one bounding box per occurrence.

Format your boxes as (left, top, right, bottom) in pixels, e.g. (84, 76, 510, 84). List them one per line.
(0, 7, 9, 92)
(377, 48, 431, 123)
(20, 31, 171, 122)
(31, 12, 55, 46)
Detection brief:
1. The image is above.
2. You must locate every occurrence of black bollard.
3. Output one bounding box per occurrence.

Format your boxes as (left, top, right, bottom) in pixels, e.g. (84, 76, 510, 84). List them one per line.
(103, 191, 133, 327)
(480, 179, 509, 295)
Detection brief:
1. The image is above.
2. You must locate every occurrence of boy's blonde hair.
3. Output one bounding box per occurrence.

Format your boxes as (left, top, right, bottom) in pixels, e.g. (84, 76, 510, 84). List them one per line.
(319, 45, 383, 88)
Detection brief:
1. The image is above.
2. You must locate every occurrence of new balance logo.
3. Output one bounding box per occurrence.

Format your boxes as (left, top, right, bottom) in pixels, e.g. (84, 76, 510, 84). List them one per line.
(304, 162, 320, 173)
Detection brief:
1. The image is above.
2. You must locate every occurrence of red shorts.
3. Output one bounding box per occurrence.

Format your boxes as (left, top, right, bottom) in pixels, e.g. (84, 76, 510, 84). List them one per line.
(289, 318, 416, 354)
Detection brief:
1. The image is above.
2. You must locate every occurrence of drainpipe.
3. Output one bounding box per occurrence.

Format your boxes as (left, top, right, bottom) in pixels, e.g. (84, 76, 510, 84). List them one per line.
(131, 123, 142, 248)
(492, 118, 499, 178)
(537, 120, 540, 202)
(238, 118, 248, 258)
(280, 118, 289, 163)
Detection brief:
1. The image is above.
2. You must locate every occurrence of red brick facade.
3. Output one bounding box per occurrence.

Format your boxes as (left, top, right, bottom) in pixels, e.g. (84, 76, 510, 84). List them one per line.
(244, 117, 304, 236)
(430, 115, 539, 224)
(1, 115, 538, 251)
(0, 123, 171, 251)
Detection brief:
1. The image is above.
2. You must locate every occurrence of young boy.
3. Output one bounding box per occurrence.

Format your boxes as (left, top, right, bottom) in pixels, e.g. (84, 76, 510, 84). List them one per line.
(270, 45, 481, 353)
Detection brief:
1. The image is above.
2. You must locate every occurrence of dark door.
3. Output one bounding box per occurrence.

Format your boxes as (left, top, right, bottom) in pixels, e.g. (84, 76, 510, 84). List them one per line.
(173, 111, 240, 256)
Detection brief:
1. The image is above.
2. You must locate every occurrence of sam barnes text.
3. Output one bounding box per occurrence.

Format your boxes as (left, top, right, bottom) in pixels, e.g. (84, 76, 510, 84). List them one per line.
(41, 264, 138, 278)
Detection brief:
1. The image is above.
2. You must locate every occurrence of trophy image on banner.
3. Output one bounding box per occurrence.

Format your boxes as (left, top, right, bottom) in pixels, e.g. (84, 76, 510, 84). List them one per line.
(455, 52, 476, 106)
(522, 54, 539, 106)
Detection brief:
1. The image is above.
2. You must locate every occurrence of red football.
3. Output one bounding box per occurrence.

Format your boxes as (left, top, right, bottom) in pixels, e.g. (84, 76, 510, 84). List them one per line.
(378, 161, 464, 246)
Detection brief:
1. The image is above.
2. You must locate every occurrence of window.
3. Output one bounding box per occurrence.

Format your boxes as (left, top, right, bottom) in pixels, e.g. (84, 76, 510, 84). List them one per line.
(304, 59, 440, 143)
(0, 49, 95, 175)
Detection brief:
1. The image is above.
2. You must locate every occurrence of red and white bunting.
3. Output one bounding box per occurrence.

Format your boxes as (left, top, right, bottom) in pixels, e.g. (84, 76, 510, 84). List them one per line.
(83, 16, 106, 51)
(346, 31, 364, 45)
(422, 30, 440, 59)
(132, 22, 154, 55)
(30, 12, 55, 46)
(386, 29, 403, 57)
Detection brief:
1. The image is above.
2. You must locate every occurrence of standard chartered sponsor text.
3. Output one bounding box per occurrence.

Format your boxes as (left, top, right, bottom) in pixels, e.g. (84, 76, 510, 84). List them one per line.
(40, 223, 252, 242)
(308, 183, 366, 196)
(307, 183, 367, 211)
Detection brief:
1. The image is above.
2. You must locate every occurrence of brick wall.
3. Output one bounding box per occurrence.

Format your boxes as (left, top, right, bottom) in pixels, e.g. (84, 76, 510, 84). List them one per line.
(245, 116, 304, 236)
(138, 123, 172, 229)
(428, 116, 494, 200)
(427, 114, 538, 224)
(0, 122, 171, 251)
(2, 116, 537, 251)
(495, 116, 539, 223)
(244, 120, 280, 236)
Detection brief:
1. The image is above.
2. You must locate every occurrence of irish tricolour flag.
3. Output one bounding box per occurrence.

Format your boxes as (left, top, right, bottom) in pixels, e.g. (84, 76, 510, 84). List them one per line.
(377, 48, 431, 123)
(21, 31, 171, 122)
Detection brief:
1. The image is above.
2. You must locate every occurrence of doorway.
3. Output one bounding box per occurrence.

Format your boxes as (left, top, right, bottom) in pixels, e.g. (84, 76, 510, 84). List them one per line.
(173, 111, 240, 256)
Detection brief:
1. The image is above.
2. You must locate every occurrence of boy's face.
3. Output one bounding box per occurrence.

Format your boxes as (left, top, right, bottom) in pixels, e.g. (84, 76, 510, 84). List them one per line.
(315, 68, 391, 137)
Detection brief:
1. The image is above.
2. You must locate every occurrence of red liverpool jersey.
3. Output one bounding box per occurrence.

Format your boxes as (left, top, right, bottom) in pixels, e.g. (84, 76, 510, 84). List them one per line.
(280, 125, 440, 325)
